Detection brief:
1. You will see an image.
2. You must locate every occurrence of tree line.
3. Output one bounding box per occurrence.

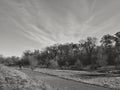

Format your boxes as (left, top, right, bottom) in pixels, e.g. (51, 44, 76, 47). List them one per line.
(0, 31, 120, 70)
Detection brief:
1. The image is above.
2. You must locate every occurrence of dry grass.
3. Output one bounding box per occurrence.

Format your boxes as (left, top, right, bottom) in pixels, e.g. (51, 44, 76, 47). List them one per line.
(0, 65, 57, 90)
(35, 68, 120, 90)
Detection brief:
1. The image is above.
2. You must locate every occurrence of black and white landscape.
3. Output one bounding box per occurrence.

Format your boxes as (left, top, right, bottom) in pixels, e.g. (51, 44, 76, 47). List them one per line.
(0, 0, 120, 90)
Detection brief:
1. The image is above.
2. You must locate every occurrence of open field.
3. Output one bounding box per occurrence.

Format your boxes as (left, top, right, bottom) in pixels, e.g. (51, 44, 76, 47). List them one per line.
(20, 68, 115, 90)
(33, 68, 120, 90)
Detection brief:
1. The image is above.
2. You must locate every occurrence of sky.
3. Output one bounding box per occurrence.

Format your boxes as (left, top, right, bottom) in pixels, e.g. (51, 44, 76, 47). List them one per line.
(0, 0, 120, 57)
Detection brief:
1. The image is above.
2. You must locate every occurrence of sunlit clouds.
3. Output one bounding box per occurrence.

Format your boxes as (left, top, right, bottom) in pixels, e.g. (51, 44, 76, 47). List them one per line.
(0, 0, 120, 56)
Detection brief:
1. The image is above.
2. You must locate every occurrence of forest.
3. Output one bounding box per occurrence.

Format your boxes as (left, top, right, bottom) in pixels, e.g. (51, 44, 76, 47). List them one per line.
(0, 31, 120, 70)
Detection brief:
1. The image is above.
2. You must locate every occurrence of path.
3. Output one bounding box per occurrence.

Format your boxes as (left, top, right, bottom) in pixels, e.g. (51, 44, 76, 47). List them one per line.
(21, 69, 113, 90)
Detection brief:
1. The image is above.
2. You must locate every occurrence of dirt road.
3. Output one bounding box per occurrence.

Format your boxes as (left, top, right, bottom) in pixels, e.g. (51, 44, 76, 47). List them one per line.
(21, 69, 113, 90)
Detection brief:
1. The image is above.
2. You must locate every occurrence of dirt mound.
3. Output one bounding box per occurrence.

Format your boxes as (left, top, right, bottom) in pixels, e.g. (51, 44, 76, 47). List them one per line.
(0, 65, 52, 90)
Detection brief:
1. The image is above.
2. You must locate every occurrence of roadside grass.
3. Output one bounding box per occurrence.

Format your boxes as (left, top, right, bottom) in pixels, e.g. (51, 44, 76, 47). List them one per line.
(0, 65, 59, 90)
(35, 68, 120, 90)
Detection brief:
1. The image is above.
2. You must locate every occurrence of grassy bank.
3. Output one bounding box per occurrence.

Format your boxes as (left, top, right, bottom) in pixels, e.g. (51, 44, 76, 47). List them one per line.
(35, 68, 120, 90)
(0, 65, 59, 90)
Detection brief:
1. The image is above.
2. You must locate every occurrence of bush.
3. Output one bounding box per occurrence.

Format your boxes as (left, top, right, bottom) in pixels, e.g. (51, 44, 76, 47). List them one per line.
(48, 60, 59, 69)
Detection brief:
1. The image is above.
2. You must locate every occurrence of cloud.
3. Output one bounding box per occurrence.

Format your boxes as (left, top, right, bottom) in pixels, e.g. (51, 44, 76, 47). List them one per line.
(1, 0, 120, 48)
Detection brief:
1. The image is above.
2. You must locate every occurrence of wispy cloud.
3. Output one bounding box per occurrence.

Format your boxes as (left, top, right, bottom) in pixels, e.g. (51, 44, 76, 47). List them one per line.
(0, 0, 120, 54)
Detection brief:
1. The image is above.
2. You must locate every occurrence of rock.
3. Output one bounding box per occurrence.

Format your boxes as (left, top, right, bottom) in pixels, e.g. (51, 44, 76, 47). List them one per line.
(0, 65, 52, 90)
